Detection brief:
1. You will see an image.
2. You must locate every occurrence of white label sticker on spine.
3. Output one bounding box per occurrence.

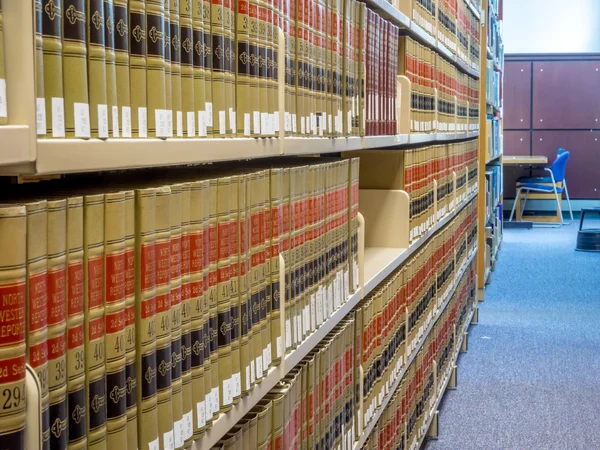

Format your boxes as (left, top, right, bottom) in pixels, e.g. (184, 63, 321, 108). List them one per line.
(198, 111, 207, 137)
(52, 98, 66, 137)
(163, 430, 174, 450)
(244, 113, 251, 136)
(36, 98, 46, 135)
(211, 387, 219, 413)
(183, 411, 193, 439)
(261, 113, 268, 136)
(219, 110, 226, 134)
(266, 343, 272, 367)
(149, 438, 159, 450)
(276, 335, 283, 358)
(310, 294, 316, 330)
(174, 420, 184, 448)
(177, 111, 183, 137)
(223, 378, 233, 405)
(285, 319, 292, 349)
(274, 111, 280, 132)
(205, 102, 213, 126)
(292, 114, 297, 132)
(155, 109, 168, 137)
(187, 112, 196, 137)
(97, 104, 108, 138)
(301, 117, 305, 134)
(262, 348, 268, 371)
(253, 111, 261, 134)
(0, 79, 6, 118)
(255, 356, 263, 379)
(232, 372, 241, 397)
(245, 365, 251, 390)
(229, 107, 235, 133)
(74, 103, 90, 138)
(138, 107, 148, 137)
(122, 106, 132, 137)
(250, 360, 255, 384)
(112, 106, 120, 137)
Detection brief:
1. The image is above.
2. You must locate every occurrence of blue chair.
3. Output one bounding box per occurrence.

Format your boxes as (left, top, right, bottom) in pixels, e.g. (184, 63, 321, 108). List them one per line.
(508, 150, 574, 225)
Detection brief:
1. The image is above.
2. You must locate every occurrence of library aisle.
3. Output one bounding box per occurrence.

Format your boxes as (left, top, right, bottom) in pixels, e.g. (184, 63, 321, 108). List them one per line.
(427, 222, 600, 450)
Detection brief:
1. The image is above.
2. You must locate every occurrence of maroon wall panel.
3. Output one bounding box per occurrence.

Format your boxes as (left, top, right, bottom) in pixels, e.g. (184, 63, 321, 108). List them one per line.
(531, 130, 600, 199)
(532, 61, 600, 129)
(503, 130, 531, 155)
(504, 62, 531, 129)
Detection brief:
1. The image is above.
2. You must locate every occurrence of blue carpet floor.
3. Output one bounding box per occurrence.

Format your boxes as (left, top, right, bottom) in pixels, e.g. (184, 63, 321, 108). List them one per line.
(425, 221, 600, 450)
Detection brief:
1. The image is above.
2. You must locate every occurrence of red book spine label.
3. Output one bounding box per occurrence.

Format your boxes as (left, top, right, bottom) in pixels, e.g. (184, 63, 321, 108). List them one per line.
(29, 340, 48, 368)
(88, 316, 105, 342)
(87, 256, 104, 309)
(28, 272, 48, 332)
(68, 261, 84, 316)
(0, 355, 26, 384)
(106, 252, 126, 304)
(47, 267, 66, 326)
(141, 243, 157, 291)
(125, 248, 135, 298)
(106, 310, 126, 334)
(68, 324, 84, 350)
(155, 242, 171, 287)
(0, 282, 26, 346)
(48, 334, 66, 360)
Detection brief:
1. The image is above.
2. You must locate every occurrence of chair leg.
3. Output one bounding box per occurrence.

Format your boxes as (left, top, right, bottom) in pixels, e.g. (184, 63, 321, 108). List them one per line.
(509, 188, 523, 222)
(553, 184, 564, 226)
(521, 190, 530, 219)
(563, 181, 574, 225)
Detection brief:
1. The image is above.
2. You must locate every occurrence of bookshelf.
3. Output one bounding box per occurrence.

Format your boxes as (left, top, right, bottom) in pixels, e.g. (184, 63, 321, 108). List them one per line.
(477, 0, 504, 297)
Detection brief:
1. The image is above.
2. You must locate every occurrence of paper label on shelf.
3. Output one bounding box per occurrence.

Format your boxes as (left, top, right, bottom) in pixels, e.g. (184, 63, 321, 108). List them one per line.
(292, 114, 297, 132)
(177, 111, 183, 137)
(183, 411, 193, 439)
(276, 336, 283, 358)
(316, 288, 323, 326)
(0, 79, 6, 118)
(122, 106, 132, 137)
(310, 294, 316, 331)
(250, 360, 256, 384)
(163, 430, 174, 450)
(218, 110, 226, 134)
(205, 102, 213, 126)
(155, 109, 169, 137)
(211, 387, 219, 413)
(244, 113, 251, 136)
(138, 107, 148, 137)
(253, 111, 261, 134)
(74, 102, 91, 138)
(36, 98, 46, 135)
(97, 104, 109, 138)
(274, 111, 280, 132)
(187, 112, 196, 137)
(167, 110, 173, 136)
(174, 420, 184, 448)
(232, 372, 241, 397)
(261, 113, 269, 136)
(112, 106, 120, 137)
(301, 117, 305, 134)
(245, 365, 251, 390)
(149, 438, 159, 450)
(223, 378, 233, 405)
(285, 319, 292, 349)
(198, 111, 207, 137)
(255, 356, 263, 379)
(262, 348, 268, 371)
(52, 97, 66, 137)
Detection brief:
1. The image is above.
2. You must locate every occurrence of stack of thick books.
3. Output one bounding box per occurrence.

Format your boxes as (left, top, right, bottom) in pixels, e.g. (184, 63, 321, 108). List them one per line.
(0, 157, 359, 450)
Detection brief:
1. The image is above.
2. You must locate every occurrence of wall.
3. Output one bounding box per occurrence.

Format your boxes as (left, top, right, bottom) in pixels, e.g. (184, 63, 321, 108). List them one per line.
(503, 54, 600, 199)
(504, 0, 600, 53)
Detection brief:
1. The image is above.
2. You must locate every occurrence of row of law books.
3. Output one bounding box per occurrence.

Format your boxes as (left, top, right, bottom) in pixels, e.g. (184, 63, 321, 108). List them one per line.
(398, 35, 480, 134)
(361, 261, 476, 450)
(32, 0, 400, 140)
(0, 1, 6, 124)
(354, 138, 478, 244)
(0, 157, 359, 450)
(207, 197, 477, 450)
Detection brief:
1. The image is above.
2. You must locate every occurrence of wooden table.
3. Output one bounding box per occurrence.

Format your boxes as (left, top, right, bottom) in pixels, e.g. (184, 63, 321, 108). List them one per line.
(503, 155, 548, 167)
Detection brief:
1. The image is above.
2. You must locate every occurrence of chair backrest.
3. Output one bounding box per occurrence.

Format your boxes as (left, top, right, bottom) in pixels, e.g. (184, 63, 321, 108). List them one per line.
(551, 150, 570, 183)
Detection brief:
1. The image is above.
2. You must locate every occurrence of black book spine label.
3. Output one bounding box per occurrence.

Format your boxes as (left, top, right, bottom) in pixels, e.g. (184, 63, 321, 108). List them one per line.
(129, 12, 147, 56)
(68, 386, 86, 443)
(182, 331, 192, 372)
(106, 371, 127, 420)
(271, 280, 280, 312)
(191, 329, 203, 367)
(171, 22, 182, 64)
(43, 0, 62, 37)
(125, 361, 137, 411)
(171, 338, 183, 380)
(141, 352, 158, 400)
(147, 13, 165, 56)
(211, 34, 225, 72)
(89, 0, 105, 45)
(49, 399, 68, 449)
(240, 300, 250, 336)
(203, 322, 211, 360)
(217, 311, 231, 347)
(114, 4, 129, 51)
(209, 315, 219, 353)
(156, 346, 172, 391)
(63, 0, 87, 42)
(88, 377, 107, 431)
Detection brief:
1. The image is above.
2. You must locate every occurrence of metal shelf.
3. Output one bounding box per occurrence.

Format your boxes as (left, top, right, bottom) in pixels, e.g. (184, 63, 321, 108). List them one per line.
(486, 153, 502, 164)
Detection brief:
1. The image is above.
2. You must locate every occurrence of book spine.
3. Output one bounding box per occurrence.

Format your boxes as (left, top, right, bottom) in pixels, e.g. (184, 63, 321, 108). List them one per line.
(210, 0, 226, 136)
(238, 175, 252, 395)
(229, 176, 242, 404)
(129, 0, 147, 137)
(43, 0, 64, 136)
(202, 0, 214, 136)
(235, 0, 251, 136)
(0, 1, 5, 124)
(284, 0, 296, 135)
(223, 0, 236, 137)
(0, 206, 27, 449)
(180, 183, 194, 447)
(105, 0, 118, 136)
(35, 0, 45, 135)
(65, 197, 86, 450)
(269, 169, 282, 365)
(247, 0, 260, 136)
(47, 200, 69, 450)
(249, 172, 263, 383)
(146, 0, 167, 137)
(83, 194, 106, 450)
(165, 0, 173, 136)
(190, 0, 205, 137)
(88, 0, 108, 138)
(256, 0, 269, 136)
(169, 184, 184, 450)
(180, 0, 194, 136)
(207, 179, 220, 418)
(260, 171, 271, 375)
(293, 0, 302, 135)
(280, 168, 291, 355)
(103, 193, 128, 448)
(256, 401, 273, 450)
(113, 0, 131, 135)
(266, 0, 276, 136)
(216, 177, 233, 411)
(289, 167, 299, 347)
(134, 188, 159, 450)
(155, 186, 174, 450)
(171, 0, 183, 137)
(122, 192, 138, 450)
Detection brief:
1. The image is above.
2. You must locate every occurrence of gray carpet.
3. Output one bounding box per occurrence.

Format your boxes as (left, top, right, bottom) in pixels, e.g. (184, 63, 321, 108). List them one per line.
(425, 220, 600, 450)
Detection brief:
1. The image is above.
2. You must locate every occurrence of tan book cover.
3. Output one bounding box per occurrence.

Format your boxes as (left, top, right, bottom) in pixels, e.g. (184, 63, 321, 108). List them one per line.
(235, 0, 251, 136)
(180, 0, 194, 136)
(104, 0, 118, 135)
(284, 0, 296, 136)
(229, 176, 242, 404)
(42, 0, 64, 136)
(0, 1, 6, 124)
(292, 0, 304, 135)
(180, 183, 194, 448)
(238, 175, 253, 395)
(191, 0, 206, 137)
(134, 188, 159, 450)
(256, 0, 268, 136)
(265, 0, 275, 136)
(201, 0, 214, 136)
(170, 0, 183, 137)
(165, 0, 173, 131)
(155, 186, 175, 450)
(200, 180, 213, 427)
(210, 0, 227, 136)
(281, 168, 292, 354)
(216, 177, 233, 412)
(169, 184, 184, 450)
(88, 0, 108, 138)
(268, 169, 283, 364)
(129, 0, 147, 137)
(260, 170, 270, 375)
(207, 178, 220, 418)
(288, 167, 299, 347)
(113, 0, 131, 131)
(83, 194, 106, 450)
(35, 0, 45, 135)
(249, 172, 263, 383)
(224, 0, 236, 137)
(47, 200, 69, 450)
(146, 0, 167, 137)
(103, 192, 128, 448)
(256, 401, 273, 450)
(247, 0, 261, 136)
(0, 205, 27, 448)
(123, 191, 138, 450)
(65, 197, 87, 450)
